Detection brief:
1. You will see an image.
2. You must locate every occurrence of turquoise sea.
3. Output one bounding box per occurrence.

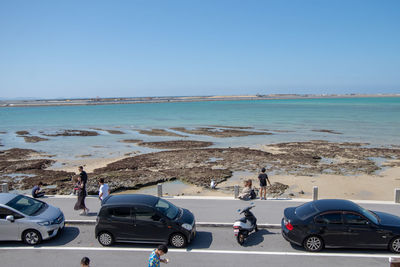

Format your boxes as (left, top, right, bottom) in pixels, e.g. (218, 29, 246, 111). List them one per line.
(0, 97, 399, 160)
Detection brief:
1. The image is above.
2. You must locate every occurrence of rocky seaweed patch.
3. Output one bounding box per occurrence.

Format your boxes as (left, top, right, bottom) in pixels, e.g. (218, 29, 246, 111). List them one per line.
(2, 140, 399, 195)
(171, 127, 272, 137)
(91, 128, 125, 134)
(119, 139, 143, 143)
(136, 140, 213, 149)
(15, 131, 49, 143)
(16, 131, 30, 135)
(0, 148, 73, 193)
(42, 129, 99, 137)
(136, 129, 187, 137)
(312, 129, 343, 134)
(23, 136, 49, 143)
(208, 125, 254, 129)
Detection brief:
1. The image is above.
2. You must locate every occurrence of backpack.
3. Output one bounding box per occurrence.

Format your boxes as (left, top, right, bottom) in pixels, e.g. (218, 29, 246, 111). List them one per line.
(250, 189, 256, 199)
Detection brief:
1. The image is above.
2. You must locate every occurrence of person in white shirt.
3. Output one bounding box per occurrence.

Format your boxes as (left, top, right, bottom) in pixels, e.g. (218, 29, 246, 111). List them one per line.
(98, 178, 110, 201)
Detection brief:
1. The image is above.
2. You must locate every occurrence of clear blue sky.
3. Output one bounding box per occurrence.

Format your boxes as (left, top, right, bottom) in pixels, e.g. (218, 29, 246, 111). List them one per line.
(0, 0, 399, 99)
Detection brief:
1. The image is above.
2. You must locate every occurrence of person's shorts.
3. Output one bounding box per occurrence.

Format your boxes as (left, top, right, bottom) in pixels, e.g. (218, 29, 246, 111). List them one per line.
(260, 185, 267, 189)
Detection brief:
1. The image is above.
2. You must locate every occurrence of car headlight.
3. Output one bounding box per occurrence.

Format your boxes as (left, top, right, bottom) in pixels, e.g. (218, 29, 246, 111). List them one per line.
(37, 221, 50, 226)
(181, 223, 192, 231)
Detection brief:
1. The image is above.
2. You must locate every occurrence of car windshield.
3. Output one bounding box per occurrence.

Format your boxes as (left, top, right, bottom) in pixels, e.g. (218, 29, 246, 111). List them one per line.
(6, 195, 45, 216)
(359, 207, 379, 225)
(154, 198, 180, 220)
(295, 202, 319, 220)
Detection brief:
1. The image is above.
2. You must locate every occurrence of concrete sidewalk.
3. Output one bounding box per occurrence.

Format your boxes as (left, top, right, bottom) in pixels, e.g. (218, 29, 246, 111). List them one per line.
(39, 195, 400, 227)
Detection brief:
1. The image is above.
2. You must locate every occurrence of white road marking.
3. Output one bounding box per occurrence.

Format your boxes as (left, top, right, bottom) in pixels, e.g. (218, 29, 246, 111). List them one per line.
(0, 246, 391, 259)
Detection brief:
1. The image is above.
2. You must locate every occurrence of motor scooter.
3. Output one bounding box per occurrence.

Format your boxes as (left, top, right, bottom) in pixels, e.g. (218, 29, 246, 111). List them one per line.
(233, 205, 258, 245)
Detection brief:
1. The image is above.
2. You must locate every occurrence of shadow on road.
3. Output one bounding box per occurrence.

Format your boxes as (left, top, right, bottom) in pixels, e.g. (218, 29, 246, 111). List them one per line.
(289, 242, 392, 255)
(105, 231, 213, 250)
(187, 231, 213, 249)
(242, 229, 276, 247)
(84, 212, 98, 217)
(0, 226, 80, 247)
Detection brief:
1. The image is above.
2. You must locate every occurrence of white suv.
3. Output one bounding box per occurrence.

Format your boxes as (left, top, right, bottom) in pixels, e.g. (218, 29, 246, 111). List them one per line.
(0, 193, 64, 245)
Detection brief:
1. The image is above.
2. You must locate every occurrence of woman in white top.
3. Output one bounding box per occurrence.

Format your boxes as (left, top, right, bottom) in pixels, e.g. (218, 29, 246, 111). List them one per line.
(98, 178, 110, 201)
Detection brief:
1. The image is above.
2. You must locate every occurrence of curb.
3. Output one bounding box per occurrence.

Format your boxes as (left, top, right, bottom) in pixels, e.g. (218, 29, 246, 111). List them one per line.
(65, 220, 282, 229)
(41, 195, 399, 205)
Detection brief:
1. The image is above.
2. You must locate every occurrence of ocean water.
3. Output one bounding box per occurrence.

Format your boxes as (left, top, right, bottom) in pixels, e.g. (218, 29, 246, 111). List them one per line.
(0, 97, 399, 159)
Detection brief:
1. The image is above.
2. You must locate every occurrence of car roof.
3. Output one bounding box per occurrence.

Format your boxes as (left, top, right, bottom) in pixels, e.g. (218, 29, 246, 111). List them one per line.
(0, 193, 18, 205)
(313, 199, 362, 213)
(102, 194, 159, 207)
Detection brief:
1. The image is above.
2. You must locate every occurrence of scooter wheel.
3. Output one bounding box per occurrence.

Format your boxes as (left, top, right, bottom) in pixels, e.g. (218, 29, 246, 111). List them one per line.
(237, 232, 245, 245)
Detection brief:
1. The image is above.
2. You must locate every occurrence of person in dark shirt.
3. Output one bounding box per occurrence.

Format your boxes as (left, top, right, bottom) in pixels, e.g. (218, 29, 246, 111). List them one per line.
(258, 168, 271, 200)
(32, 182, 45, 198)
(74, 166, 89, 215)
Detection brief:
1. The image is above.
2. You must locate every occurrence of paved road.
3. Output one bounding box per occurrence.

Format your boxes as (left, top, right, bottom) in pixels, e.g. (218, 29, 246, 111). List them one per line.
(0, 225, 391, 266)
(41, 196, 400, 225)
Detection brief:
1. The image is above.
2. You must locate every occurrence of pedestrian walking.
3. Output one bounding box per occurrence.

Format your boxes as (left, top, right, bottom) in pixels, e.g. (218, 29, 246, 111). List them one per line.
(74, 166, 89, 215)
(98, 178, 110, 201)
(80, 257, 90, 267)
(31, 181, 45, 198)
(258, 168, 271, 200)
(148, 244, 169, 267)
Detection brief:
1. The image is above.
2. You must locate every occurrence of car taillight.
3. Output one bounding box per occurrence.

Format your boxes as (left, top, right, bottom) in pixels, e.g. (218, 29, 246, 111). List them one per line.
(284, 220, 293, 231)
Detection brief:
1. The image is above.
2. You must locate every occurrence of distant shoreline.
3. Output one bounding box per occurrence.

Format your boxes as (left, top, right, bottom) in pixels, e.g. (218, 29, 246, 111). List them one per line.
(1, 94, 399, 108)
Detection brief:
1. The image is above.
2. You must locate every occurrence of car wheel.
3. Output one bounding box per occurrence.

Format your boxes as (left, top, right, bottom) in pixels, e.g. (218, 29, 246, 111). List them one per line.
(170, 233, 187, 248)
(98, 232, 114, 246)
(389, 237, 400, 253)
(23, 229, 42, 245)
(303, 235, 324, 252)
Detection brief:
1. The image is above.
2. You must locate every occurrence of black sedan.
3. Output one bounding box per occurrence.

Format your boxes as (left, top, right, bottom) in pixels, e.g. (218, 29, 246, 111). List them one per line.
(282, 199, 400, 253)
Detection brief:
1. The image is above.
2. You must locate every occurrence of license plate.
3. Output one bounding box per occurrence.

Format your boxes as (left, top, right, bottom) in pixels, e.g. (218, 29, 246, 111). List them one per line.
(234, 229, 239, 233)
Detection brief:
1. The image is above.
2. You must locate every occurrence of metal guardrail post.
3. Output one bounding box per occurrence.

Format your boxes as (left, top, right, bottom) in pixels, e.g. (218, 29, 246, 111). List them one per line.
(234, 185, 239, 199)
(1, 183, 9, 193)
(313, 186, 318, 201)
(157, 183, 162, 197)
(395, 189, 400, 203)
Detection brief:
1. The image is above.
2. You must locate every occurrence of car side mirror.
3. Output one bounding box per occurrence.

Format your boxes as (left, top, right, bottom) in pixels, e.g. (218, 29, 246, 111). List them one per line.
(6, 215, 14, 222)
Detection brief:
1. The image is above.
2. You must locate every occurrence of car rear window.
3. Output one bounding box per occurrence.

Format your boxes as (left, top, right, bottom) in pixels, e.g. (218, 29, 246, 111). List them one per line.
(295, 202, 319, 220)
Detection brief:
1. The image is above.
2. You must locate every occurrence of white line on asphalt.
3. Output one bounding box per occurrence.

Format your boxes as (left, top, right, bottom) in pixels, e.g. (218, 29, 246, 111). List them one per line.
(0, 246, 391, 259)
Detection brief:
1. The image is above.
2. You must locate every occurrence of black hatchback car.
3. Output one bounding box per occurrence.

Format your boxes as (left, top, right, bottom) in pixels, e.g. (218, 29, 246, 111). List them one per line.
(282, 199, 400, 253)
(95, 194, 196, 248)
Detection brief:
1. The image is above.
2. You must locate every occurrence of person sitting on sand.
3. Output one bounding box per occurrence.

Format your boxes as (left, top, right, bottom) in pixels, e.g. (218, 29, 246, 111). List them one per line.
(238, 180, 254, 200)
(32, 182, 45, 198)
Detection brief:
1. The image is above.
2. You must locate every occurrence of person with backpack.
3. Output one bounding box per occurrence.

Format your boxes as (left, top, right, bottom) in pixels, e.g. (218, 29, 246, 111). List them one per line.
(238, 179, 256, 200)
(258, 168, 271, 200)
